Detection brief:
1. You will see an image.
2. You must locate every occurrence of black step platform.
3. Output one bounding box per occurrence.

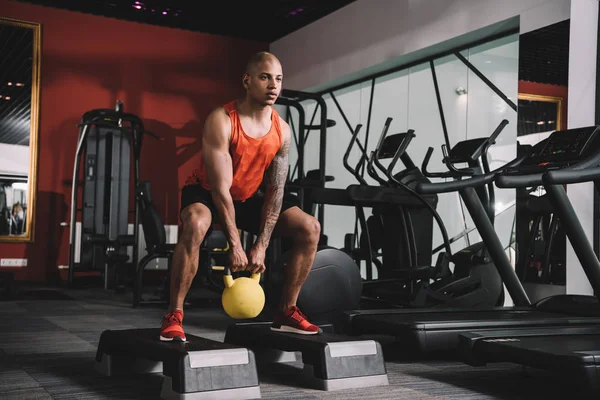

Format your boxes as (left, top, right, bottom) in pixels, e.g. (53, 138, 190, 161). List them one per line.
(223, 322, 389, 391)
(95, 329, 261, 399)
(458, 326, 600, 394)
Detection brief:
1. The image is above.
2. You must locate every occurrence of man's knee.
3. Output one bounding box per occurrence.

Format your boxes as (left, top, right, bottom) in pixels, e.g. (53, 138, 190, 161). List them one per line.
(180, 204, 212, 248)
(296, 214, 321, 244)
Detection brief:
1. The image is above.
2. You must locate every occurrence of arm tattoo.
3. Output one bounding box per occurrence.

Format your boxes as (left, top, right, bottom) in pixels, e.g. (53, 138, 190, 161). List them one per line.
(256, 136, 290, 248)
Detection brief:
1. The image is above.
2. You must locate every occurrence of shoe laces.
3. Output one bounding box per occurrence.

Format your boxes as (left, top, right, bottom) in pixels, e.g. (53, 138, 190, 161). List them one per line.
(289, 306, 308, 322)
(165, 311, 182, 325)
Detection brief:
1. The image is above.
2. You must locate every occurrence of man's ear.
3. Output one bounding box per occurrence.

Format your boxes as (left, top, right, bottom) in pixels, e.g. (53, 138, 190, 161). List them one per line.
(242, 73, 250, 89)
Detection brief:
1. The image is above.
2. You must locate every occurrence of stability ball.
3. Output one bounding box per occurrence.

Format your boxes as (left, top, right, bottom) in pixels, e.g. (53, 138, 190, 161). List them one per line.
(221, 267, 265, 319)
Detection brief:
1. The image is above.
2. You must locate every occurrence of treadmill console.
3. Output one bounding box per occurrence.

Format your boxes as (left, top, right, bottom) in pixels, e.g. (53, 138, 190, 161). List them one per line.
(523, 126, 600, 168)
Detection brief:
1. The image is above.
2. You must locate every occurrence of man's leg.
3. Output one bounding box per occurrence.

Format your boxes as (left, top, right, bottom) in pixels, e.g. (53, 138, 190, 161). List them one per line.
(271, 206, 321, 311)
(169, 203, 213, 310)
(160, 202, 212, 342)
(234, 194, 321, 334)
(269, 206, 322, 334)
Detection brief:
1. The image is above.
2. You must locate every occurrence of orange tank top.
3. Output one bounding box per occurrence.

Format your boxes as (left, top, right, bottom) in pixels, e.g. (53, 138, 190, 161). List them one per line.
(185, 100, 283, 201)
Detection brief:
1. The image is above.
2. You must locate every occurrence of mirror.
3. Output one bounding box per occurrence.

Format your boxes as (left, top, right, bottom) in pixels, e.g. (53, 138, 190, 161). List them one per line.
(513, 19, 570, 300)
(517, 93, 564, 136)
(0, 17, 41, 242)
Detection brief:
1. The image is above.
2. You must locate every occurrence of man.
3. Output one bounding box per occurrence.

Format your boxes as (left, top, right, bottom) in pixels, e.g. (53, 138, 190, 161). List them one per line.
(160, 51, 322, 342)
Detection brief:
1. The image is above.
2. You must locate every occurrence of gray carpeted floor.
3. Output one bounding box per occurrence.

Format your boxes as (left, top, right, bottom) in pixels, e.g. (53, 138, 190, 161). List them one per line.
(0, 288, 591, 399)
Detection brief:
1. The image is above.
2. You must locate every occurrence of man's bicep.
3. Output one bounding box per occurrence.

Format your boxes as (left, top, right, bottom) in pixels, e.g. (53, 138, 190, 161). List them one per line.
(202, 112, 232, 190)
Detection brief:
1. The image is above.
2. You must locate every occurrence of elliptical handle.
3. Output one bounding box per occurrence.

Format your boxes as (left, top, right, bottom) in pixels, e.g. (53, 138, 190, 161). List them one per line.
(367, 150, 389, 185)
(342, 124, 367, 185)
(374, 117, 394, 157)
(386, 130, 415, 182)
(421, 147, 446, 178)
(442, 144, 475, 176)
(488, 119, 509, 146)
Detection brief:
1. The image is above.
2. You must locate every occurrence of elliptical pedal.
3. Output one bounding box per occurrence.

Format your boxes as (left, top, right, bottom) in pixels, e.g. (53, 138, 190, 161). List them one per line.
(95, 328, 261, 399)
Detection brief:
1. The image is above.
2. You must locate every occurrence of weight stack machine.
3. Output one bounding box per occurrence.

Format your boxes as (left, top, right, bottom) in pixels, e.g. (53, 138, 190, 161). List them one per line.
(68, 101, 146, 289)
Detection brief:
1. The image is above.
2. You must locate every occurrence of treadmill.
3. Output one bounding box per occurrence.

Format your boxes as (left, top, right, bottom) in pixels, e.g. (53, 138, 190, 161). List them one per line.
(456, 126, 600, 394)
(341, 125, 600, 354)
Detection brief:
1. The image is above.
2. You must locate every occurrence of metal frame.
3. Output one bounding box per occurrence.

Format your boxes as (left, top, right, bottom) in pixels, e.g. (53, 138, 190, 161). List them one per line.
(276, 89, 329, 228)
(595, 3, 600, 260)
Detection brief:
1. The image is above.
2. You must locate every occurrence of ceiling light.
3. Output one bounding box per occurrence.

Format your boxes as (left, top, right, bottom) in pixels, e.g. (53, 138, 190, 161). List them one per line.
(4, 96, 10, 100)
(288, 7, 305, 16)
(16, 83, 24, 87)
(537, 121, 545, 125)
(7, 82, 12, 86)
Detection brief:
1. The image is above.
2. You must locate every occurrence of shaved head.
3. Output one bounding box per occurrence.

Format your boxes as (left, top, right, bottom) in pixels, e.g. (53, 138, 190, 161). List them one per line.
(245, 51, 282, 75)
(242, 51, 283, 106)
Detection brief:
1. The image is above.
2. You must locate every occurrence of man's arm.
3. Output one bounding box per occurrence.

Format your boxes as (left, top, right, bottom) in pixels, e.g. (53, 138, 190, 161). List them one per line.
(255, 121, 291, 250)
(202, 108, 242, 249)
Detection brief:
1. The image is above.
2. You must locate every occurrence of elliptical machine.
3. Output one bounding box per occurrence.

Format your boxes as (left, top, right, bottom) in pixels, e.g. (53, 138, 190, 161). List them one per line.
(420, 119, 511, 307)
(344, 117, 506, 308)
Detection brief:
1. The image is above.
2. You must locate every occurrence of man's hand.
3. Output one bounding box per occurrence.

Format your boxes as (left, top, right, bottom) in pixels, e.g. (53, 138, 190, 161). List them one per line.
(228, 245, 249, 273)
(247, 244, 267, 274)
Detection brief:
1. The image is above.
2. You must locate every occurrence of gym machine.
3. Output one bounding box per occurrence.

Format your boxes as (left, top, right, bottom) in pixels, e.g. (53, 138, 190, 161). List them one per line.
(341, 126, 600, 354)
(68, 101, 158, 289)
(514, 142, 566, 296)
(275, 88, 333, 231)
(344, 117, 506, 309)
(457, 126, 600, 395)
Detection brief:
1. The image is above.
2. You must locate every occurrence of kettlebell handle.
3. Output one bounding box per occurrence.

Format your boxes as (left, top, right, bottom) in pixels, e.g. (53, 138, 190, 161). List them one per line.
(223, 266, 261, 283)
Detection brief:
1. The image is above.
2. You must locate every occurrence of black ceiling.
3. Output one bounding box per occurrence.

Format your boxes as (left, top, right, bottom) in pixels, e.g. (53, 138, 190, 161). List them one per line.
(519, 19, 570, 87)
(15, 0, 358, 42)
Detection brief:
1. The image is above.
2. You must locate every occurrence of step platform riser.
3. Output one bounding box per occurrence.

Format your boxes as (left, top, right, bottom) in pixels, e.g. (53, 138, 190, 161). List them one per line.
(95, 329, 261, 400)
(224, 322, 389, 391)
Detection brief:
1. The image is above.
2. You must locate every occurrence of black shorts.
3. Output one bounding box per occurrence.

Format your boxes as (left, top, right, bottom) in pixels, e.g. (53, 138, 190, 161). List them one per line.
(180, 184, 300, 236)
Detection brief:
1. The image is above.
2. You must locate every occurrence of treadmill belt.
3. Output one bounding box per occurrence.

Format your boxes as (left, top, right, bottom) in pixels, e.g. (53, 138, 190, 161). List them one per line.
(352, 309, 600, 332)
(460, 329, 600, 394)
(347, 309, 600, 352)
(478, 334, 600, 360)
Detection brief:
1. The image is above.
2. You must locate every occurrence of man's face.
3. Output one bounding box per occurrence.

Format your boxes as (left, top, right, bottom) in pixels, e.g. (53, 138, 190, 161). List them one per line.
(244, 58, 283, 106)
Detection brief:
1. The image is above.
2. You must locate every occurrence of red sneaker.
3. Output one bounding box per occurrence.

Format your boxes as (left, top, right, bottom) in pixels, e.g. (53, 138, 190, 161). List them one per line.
(271, 306, 322, 335)
(160, 309, 186, 342)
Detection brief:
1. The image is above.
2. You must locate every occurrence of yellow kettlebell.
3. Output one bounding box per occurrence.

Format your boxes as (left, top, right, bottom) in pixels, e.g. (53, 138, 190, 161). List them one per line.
(221, 267, 265, 319)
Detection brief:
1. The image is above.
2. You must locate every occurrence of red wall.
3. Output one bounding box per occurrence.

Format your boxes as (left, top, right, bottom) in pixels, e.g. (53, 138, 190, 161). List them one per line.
(0, 0, 267, 281)
(518, 80, 568, 130)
